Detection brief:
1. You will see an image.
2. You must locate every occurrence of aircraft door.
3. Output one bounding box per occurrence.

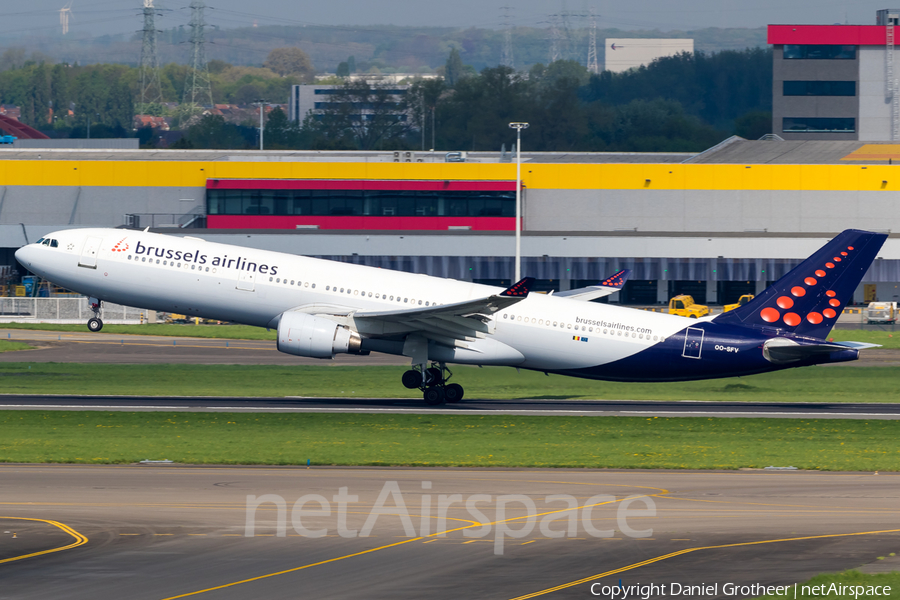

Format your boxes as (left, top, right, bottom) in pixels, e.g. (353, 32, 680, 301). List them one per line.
(682, 327, 704, 359)
(236, 271, 256, 292)
(78, 236, 102, 269)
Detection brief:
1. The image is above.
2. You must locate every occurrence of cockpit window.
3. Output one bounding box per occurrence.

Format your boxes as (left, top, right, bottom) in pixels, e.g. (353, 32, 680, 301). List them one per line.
(40, 238, 59, 248)
(35, 238, 45, 244)
(50, 239, 59, 248)
(42, 239, 51, 246)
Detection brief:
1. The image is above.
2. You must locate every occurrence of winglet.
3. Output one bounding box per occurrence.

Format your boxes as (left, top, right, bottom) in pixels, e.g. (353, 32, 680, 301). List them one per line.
(598, 268, 631, 290)
(500, 277, 535, 297)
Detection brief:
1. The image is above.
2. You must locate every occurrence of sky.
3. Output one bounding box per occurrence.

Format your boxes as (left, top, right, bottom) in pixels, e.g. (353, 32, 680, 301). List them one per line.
(1, 0, 896, 39)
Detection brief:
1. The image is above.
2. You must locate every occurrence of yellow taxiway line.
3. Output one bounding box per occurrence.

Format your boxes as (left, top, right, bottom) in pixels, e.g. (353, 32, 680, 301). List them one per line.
(0, 516, 88, 565)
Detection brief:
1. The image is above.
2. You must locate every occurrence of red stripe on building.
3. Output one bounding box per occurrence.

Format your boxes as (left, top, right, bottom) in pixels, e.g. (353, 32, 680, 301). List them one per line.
(767, 25, 887, 45)
(207, 215, 515, 231)
(206, 179, 517, 192)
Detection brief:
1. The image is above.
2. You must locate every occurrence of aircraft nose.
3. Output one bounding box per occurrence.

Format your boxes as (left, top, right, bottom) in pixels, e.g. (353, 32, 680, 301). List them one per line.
(15, 245, 36, 270)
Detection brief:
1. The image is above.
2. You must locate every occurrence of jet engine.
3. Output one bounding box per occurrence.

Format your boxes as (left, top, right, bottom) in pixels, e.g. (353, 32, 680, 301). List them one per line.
(276, 311, 363, 359)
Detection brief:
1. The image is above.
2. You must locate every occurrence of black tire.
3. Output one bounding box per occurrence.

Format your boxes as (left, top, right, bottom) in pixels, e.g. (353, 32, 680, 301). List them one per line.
(444, 383, 464, 403)
(423, 387, 445, 406)
(401, 369, 421, 389)
(689, 315, 698, 319)
(87, 318, 103, 332)
(425, 367, 443, 386)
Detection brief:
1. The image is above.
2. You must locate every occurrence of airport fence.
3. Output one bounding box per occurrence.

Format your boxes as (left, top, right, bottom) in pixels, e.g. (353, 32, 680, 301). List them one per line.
(0, 297, 155, 324)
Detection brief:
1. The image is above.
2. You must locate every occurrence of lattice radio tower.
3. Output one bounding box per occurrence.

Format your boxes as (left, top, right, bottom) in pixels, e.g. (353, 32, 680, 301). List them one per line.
(138, 0, 163, 114)
(559, 0, 572, 61)
(587, 8, 599, 74)
(183, 0, 214, 111)
(500, 6, 514, 69)
(548, 14, 562, 63)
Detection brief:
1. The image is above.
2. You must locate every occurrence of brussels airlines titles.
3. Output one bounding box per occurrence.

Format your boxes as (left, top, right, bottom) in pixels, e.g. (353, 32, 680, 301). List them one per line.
(129, 240, 280, 275)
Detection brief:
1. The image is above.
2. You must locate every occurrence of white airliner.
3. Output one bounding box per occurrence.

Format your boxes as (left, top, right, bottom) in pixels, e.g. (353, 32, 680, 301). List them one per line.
(15, 228, 883, 404)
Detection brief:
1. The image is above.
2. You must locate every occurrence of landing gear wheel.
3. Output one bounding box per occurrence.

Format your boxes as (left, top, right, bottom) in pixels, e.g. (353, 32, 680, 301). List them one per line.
(87, 318, 103, 332)
(423, 386, 446, 406)
(425, 367, 443, 386)
(444, 383, 464, 403)
(401, 369, 421, 389)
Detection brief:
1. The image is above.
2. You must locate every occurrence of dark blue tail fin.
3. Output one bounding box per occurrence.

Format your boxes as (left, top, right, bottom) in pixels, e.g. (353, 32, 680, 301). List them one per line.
(714, 229, 887, 339)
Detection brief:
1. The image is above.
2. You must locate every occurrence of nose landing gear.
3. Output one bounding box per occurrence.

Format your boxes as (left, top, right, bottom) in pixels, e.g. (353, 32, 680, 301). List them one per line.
(86, 298, 103, 332)
(401, 362, 464, 406)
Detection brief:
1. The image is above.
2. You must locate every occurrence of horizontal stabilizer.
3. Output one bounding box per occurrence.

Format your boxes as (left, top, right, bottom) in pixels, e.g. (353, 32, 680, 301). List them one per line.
(762, 337, 859, 364)
(831, 341, 882, 350)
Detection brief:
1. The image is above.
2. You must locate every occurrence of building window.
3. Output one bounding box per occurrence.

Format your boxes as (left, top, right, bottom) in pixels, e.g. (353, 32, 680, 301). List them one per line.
(783, 81, 856, 96)
(783, 117, 856, 133)
(783, 45, 856, 60)
(207, 188, 516, 217)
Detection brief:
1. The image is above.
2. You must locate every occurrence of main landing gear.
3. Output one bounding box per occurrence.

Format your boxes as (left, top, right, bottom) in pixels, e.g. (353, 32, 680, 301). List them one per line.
(401, 362, 464, 406)
(86, 297, 103, 332)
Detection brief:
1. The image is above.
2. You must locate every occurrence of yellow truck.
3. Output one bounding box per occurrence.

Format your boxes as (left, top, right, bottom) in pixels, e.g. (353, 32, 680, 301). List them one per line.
(723, 294, 755, 313)
(668, 295, 710, 318)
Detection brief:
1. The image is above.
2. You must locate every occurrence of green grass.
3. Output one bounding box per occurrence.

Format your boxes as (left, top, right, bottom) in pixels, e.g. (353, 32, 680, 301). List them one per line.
(2, 411, 900, 469)
(755, 570, 900, 599)
(0, 340, 31, 352)
(0, 323, 275, 340)
(0, 362, 899, 401)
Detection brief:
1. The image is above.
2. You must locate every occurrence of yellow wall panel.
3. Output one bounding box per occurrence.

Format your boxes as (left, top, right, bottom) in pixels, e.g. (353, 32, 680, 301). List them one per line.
(738, 166, 771, 190)
(4, 158, 900, 192)
(767, 166, 800, 190)
(857, 165, 896, 191)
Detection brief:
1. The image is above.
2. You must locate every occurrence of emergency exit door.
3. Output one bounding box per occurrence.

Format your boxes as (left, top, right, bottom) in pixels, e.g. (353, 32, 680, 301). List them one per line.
(78, 236, 102, 269)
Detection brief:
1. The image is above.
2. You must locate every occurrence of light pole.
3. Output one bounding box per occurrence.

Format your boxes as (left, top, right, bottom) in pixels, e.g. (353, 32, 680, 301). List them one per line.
(258, 102, 264, 151)
(508, 122, 529, 281)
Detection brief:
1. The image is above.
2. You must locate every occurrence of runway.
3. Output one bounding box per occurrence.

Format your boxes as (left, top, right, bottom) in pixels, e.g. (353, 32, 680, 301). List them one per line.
(0, 329, 407, 366)
(1, 465, 898, 600)
(1, 395, 900, 419)
(2, 328, 899, 366)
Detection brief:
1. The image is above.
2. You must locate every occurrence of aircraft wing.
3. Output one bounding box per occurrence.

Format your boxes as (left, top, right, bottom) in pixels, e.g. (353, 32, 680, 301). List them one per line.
(352, 277, 535, 347)
(555, 269, 631, 302)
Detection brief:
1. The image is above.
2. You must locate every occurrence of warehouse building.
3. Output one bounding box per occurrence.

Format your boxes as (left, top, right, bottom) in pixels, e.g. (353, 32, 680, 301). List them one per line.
(769, 8, 900, 140)
(2, 139, 900, 306)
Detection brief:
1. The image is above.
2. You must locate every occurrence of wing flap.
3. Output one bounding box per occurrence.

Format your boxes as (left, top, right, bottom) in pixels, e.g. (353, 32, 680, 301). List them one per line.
(354, 277, 535, 344)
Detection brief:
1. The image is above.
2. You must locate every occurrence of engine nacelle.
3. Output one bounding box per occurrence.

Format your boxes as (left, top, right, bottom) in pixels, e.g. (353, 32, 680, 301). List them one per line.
(276, 311, 363, 359)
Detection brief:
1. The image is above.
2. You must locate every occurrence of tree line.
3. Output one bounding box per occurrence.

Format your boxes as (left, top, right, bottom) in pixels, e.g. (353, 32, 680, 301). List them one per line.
(0, 46, 772, 152)
(267, 48, 772, 153)
(0, 47, 314, 136)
